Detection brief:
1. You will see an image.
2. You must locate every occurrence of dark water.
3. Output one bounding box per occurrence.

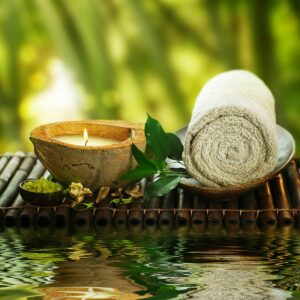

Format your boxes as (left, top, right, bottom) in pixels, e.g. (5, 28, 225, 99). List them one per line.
(0, 225, 300, 299)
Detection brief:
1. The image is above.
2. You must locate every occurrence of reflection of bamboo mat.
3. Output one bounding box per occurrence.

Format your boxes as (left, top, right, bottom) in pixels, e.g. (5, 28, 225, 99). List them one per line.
(0, 152, 300, 230)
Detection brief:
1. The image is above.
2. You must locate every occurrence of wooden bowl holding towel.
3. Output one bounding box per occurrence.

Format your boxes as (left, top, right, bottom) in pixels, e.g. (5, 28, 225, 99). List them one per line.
(178, 125, 295, 199)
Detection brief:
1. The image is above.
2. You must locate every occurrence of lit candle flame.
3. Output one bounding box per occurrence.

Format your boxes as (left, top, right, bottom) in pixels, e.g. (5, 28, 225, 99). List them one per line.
(83, 128, 88, 146)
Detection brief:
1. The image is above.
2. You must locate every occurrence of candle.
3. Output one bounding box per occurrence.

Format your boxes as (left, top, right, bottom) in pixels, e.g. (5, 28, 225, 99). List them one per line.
(54, 128, 118, 146)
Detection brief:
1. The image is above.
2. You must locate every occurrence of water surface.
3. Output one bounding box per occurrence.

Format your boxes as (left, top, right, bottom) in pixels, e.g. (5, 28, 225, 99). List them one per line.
(0, 225, 300, 299)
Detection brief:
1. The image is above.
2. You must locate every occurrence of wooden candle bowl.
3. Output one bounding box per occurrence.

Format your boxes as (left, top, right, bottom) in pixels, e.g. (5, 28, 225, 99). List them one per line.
(30, 120, 146, 191)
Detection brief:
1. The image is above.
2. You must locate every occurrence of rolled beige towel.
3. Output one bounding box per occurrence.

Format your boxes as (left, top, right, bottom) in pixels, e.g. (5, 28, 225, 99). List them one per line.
(183, 70, 278, 187)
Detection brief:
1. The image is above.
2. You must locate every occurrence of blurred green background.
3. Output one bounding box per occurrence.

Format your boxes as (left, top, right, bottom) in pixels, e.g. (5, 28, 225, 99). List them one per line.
(0, 0, 299, 153)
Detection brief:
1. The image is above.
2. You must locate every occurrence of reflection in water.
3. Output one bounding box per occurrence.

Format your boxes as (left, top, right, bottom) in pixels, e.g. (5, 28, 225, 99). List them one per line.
(172, 262, 289, 299)
(0, 227, 299, 299)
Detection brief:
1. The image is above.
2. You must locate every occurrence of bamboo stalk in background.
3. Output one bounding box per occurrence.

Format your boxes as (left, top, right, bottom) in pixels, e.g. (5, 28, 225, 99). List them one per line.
(191, 195, 206, 225)
(175, 189, 191, 227)
(0, 152, 25, 195)
(284, 160, 300, 226)
(0, 153, 36, 208)
(159, 189, 177, 227)
(55, 206, 71, 228)
(271, 174, 294, 226)
(0, 152, 12, 174)
(256, 183, 277, 226)
(223, 198, 240, 226)
(239, 191, 257, 225)
(128, 200, 144, 226)
(36, 207, 54, 227)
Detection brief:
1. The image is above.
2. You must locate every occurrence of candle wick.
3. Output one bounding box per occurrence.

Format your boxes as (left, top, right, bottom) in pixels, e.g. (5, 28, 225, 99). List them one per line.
(85, 140, 88, 146)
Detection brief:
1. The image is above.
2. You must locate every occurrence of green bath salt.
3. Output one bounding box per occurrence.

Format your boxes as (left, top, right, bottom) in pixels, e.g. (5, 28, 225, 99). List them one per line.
(22, 178, 62, 193)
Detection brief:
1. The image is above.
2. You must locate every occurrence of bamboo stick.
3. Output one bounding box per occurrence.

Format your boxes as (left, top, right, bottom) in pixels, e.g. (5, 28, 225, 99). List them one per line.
(0, 152, 25, 195)
(191, 194, 206, 234)
(113, 221, 127, 232)
(128, 200, 144, 226)
(19, 206, 37, 228)
(256, 183, 277, 226)
(55, 206, 71, 228)
(4, 161, 46, 226)
(36, 208, 54, 227)
(113, 203, 127, 225)
(144, 197, 161, 226)
(0, 152, 12, 174)
(175, 189, 191, 226)
(271, 174, 294, 226)
(284, 160, 300, 226)
(0, 154, 36, 207)
(208, 201, 223, 225)
(239, 191, 257, 225)
(3, 208, 18, 227)
(224, 198, 240, 226)
(191, 195, 206, 225)
(224, 199, 238, 232)
(73, 209, 93, 228)
(159, 189, 177, 227)
(94, 198, 112, 227)
(129, 223, 143, 236)
(10, 160, 46, 207)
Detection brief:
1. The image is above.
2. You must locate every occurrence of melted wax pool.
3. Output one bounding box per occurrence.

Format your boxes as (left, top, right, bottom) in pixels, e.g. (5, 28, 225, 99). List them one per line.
(0, 226, 300, 299)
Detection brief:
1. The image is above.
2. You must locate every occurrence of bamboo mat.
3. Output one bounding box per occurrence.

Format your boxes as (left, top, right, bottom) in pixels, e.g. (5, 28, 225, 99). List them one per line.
(0, 152, 300, 231)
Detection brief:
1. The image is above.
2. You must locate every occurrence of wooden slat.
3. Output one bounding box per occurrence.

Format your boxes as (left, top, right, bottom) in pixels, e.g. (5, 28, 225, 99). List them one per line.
(0, 154, 36, 207)
(0, 152, 25, 195)
(2, 152, 300, 231)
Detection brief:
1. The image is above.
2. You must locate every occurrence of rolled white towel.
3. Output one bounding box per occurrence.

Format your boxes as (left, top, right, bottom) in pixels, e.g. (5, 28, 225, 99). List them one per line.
(183, 70, 278, 187)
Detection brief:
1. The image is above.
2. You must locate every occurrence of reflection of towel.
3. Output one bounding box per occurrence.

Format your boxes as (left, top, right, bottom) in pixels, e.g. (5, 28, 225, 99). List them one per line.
(183, 70, 278, 187)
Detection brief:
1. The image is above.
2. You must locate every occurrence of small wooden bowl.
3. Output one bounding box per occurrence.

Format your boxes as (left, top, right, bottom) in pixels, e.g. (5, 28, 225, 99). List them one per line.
(30, 120, 146, 191)
(19, 180, 64, 206)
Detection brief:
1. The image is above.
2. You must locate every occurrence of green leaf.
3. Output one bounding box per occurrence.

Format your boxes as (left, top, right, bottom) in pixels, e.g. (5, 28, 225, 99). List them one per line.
(110, 198, 121, 205)
(167, 133, 184, 160)
(132, 144, 157, 170)
(145, 113, 170, 160)
(122, 197, 134, 204)
(121, 166, 157, 181)
(144, 175, 181, 201)
(152, 159, 167, 171)
(83, 202, 94, 209)
(73, 202, 94, 211)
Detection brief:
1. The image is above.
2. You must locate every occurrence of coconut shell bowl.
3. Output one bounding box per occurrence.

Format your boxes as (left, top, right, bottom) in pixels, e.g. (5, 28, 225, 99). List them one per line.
(19, 179, 65, 207)
(30, 120, 146, 191)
